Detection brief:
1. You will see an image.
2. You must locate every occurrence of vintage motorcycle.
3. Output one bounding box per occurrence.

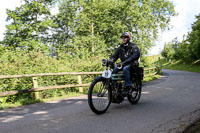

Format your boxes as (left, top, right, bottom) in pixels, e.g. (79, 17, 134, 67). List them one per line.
(88, 59, 144, 114)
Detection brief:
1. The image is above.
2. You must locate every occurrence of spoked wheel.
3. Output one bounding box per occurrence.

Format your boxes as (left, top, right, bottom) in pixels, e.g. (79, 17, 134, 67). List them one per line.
(127, 80, 142, 104)
(88, 77, 112, 114)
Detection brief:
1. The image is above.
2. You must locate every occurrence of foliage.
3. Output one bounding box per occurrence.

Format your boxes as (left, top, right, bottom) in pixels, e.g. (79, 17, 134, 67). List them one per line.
(161, 13, 200, 63)
(187, 14, 200, 61)
(56, 0, 176, 56)
(143, 75, 160, 83)
(161, 42, 174, 60)
(63, 35, 107, 58)
(142, 54, 162, 67)
(1, 0, 57, 50)
(163, 61, 200, 73)
(0, 49, 105, 104)
(0, 0, 176, 61)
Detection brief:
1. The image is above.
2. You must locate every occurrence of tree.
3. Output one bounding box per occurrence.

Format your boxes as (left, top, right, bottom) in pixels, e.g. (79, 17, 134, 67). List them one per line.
(1, 0, 176, 57)
(187, 14, 200, 61)
(1, 0, 57, 51)
(56, 0, 176, 57)
(168, 13, 200, 63)
(161, 42, 174, 60)
(51, 0, 77, 46)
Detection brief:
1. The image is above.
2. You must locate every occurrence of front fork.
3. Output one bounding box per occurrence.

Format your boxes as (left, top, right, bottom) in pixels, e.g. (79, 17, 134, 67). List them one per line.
(97, 78, 111, 97)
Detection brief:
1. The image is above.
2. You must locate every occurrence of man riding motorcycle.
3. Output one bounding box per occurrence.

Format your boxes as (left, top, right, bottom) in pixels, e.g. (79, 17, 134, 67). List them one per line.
(109, 32, 140, 94)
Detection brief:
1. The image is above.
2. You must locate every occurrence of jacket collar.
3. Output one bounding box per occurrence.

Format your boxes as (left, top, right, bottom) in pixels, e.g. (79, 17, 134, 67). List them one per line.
(121, 42, 130, 47)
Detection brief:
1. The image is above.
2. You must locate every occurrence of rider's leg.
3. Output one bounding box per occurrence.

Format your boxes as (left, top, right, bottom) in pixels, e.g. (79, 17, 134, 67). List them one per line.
(123, 64, 132, 87)
(113, 66, 119, 74)
(112, 66, 119, 85)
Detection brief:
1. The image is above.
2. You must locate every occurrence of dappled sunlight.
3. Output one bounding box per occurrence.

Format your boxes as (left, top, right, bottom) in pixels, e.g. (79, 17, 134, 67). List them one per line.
(160, 75, 168, 78)
(142, 91, 150, 94)
(151, 86, 173, 90)
(37, 115, 51, 121)
(45, 99, 74, 104)
(46, 100, 62, 104)
(32, 111, 48, 115)
(75, 101, 84, 104)
(145, 85, 173, 91)
(0, 110, 50, 123)
(0, 115, 23, 123)
(0, 97, 88, 127)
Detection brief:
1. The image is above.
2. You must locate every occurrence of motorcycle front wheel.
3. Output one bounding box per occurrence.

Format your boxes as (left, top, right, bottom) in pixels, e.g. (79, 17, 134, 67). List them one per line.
(88, 77, 112, 114)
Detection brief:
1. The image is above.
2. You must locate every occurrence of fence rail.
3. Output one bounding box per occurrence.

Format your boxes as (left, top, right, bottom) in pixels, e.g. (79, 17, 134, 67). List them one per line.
(0, 67, 159, 98)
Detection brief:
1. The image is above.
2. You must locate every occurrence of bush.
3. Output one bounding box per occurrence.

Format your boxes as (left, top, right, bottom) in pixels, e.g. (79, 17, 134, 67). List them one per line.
(0, 49, 105, 104)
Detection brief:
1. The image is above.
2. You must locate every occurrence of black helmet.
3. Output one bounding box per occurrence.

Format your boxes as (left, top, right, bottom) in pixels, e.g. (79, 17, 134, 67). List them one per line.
(120, 32, 131, 43)
(120, 32, 131, 39)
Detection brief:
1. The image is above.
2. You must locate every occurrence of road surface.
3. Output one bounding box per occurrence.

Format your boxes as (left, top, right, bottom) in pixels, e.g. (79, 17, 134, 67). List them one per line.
(0, 69, 200, 133)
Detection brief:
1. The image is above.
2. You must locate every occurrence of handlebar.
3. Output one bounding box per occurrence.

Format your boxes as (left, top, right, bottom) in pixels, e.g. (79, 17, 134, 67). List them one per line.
(102, 59, 108, 66)
(102, 59, 123, 69)
(102, 59, 114, 66)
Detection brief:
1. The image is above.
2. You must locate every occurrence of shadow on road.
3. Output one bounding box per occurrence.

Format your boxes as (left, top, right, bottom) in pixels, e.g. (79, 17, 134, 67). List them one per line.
(0, 97, 88, 118)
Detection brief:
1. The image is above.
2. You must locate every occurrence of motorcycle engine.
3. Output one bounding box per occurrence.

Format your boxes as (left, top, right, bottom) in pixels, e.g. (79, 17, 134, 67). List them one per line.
(112, 94, 124, 104)
(112, 82, 124, 104)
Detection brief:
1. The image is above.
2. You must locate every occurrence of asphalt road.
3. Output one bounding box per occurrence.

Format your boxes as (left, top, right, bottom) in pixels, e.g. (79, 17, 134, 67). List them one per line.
(0, 69, 200, 133)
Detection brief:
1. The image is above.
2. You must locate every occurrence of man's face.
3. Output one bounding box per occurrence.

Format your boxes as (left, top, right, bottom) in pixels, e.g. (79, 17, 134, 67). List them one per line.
(122, 37, 128, 44)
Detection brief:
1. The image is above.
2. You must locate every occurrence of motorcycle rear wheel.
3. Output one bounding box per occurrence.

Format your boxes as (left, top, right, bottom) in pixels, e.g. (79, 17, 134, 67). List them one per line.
(88, 77, 112, 114)
(127, 80, 142, 104)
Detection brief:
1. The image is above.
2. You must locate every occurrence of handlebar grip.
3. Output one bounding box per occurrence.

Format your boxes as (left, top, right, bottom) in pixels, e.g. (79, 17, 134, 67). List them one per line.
(102, 59, 108, 66)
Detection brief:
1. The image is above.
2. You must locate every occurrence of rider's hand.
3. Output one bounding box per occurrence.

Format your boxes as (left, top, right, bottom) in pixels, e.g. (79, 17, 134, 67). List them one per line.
(117, 62, 125, 68)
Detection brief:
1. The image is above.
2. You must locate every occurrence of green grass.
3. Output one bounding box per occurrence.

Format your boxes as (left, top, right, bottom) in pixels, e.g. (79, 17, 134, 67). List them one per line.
(143, 75, 160, 82)
(41, 92, 83, 102)
(185, 119, 200, 133)
(0, 98, 42, 110)
(146, 54, 162, 63)
(163, 61, 200, 73)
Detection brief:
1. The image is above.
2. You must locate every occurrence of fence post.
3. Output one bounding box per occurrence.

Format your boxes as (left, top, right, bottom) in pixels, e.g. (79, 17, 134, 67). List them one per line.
(77, 75, 83, 93)
(32, 77, 39, 99)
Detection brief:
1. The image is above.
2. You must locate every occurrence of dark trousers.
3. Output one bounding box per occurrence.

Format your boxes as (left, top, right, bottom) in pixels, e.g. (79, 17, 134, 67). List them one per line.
(113, 64, 132, 87)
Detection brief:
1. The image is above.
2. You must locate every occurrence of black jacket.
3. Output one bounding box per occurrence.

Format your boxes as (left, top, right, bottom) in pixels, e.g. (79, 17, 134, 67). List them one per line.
(110, 42, 140, 66)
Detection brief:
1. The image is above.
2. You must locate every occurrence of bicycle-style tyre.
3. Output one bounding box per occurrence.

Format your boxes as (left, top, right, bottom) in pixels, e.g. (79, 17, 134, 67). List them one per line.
(127, 80, 142, 104)
(88, 77, 112, 114)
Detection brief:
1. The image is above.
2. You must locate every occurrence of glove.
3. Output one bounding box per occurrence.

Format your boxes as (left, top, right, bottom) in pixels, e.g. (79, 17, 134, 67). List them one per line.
(117, 62, 125, 69)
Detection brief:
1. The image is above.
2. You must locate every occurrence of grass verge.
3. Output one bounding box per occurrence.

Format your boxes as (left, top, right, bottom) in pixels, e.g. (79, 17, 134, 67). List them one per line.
(185, 119, 200, 133)
(163, 61, 200, 73)
(143, 75, 160, 83)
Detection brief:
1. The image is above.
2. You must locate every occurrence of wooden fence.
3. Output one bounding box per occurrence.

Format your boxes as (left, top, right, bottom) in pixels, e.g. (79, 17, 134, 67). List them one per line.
(0, 67, 158, 99)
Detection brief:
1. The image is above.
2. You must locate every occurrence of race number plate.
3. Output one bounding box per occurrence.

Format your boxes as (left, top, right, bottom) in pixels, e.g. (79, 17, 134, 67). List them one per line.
(102, 69, 112, 78)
